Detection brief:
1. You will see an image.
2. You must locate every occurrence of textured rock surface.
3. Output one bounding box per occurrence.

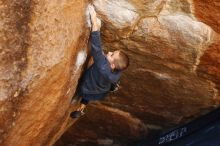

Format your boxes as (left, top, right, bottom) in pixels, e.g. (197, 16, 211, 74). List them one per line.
(1, 0, 220, 146)
(95, 0, 220, 126)
(56, 103, 148, 146)
(57, 0, 220, 145)
(0, 0, 89, 145)
(194, 0, 220, 91)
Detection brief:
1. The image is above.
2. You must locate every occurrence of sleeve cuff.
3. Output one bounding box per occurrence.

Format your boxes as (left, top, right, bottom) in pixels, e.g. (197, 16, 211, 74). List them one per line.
(91, 31, 100, 36)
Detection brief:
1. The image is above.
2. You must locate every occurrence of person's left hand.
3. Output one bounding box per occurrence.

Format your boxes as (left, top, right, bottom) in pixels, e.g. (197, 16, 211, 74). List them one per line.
(88, 4, 101, 31)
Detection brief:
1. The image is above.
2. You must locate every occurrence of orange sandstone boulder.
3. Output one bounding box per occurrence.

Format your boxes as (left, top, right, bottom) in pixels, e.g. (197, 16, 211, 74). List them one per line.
(0, 0, 89, 145)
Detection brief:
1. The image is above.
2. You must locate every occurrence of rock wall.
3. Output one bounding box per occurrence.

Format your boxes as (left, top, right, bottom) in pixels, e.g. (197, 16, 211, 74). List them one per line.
(0, 0, 89, 145)
(1, 0, 220, 146)
(94, 0, 220, 126)
(57, 0, 220, 145)
(194, 0, 220, 89)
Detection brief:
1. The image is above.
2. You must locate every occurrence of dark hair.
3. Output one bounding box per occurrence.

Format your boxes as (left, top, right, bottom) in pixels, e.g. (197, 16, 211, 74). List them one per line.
(114, 51, 129, 71)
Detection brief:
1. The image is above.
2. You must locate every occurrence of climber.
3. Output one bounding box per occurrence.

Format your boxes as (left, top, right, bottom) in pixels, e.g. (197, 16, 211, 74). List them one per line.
(70, 5, 129, 118)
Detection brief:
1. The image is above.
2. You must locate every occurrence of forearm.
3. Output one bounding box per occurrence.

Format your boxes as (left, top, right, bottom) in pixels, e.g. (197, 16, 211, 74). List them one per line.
(91, 31, 101, 50)
(90, 31, 105, 65)
(92, 19, 99, 32)
(89, 6, 104, 64)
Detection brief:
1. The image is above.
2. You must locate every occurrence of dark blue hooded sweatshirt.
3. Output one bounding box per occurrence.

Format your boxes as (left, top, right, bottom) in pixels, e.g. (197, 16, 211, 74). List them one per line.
(80, 31, 121, 94)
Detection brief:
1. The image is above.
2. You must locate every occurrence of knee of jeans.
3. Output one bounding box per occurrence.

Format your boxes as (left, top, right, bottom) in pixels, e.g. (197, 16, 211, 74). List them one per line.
(81, 98, 89, 105)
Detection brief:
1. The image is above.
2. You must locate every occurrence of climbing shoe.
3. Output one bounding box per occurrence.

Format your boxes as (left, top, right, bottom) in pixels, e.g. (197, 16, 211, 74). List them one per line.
(70, 111, 85, 118)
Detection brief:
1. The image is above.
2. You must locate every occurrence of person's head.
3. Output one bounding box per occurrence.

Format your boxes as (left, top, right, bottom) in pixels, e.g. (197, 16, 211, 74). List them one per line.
(106, 50, 129, 71)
